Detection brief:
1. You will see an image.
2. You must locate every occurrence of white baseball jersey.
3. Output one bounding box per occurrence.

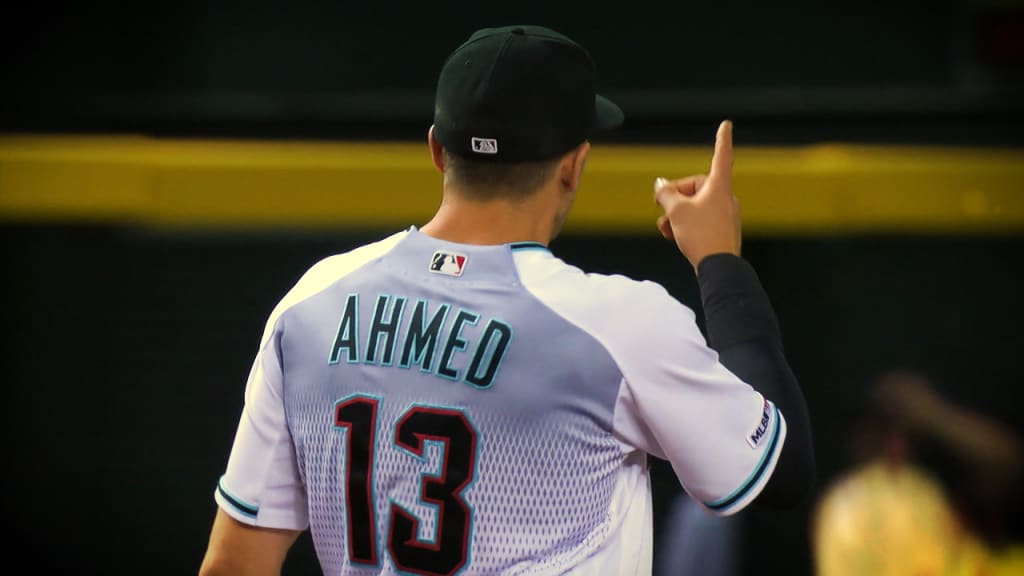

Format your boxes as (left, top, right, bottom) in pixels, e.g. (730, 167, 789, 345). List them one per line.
(214, 227, 786, 575)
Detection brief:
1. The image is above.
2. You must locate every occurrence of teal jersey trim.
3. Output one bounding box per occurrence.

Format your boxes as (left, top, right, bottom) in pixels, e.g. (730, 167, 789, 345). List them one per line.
(705, 405, 782, 512)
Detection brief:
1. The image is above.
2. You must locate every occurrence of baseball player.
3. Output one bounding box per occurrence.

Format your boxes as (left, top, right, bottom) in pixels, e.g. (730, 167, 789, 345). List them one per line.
(199, 25, 814, 576)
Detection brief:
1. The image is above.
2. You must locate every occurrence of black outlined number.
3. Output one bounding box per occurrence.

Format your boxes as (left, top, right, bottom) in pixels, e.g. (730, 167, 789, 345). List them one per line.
(335, 397, 477, 575)
(334, 396, 379, 565)
(390, 407, 476, 575)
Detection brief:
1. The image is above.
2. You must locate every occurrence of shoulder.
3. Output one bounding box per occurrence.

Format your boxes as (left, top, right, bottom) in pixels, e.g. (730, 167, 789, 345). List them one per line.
(516, 248, 687, 307)
(513, 249, 700, 345)
(260, 230, 409, 340)
(287, 230, 406, 303)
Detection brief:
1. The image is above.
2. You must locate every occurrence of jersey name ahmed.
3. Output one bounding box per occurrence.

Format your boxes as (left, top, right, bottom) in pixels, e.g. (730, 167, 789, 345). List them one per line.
(213, 226, 786, 576)
(327, 291, 513, 390)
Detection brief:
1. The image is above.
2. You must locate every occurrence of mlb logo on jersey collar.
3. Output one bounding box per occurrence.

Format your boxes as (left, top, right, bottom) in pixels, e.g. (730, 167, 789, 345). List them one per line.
(430, 250, 468, 277)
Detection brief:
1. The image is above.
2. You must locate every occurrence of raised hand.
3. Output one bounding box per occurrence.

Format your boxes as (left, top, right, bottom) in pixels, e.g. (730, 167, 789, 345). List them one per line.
(653, 120, 742, 269)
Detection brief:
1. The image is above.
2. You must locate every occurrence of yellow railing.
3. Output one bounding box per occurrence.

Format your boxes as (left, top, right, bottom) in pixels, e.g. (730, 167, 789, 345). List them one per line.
(1, 134, 1022, 234)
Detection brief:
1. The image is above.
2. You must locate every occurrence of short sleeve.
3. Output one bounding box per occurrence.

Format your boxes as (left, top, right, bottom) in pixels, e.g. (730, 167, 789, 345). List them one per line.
(214, 317, 309, 530)
(610, 283, 787, 516)
(511, 251, 788, 517)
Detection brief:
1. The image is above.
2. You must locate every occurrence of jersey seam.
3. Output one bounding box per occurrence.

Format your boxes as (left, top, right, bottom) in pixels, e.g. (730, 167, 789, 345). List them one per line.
(273, 231, 410, 340)
(266, 231, 408, 471)
(511, 252, 642, 448)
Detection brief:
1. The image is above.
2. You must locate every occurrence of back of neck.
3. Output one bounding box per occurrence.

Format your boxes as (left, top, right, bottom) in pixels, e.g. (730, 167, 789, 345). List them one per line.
(418, 191, 555, 246)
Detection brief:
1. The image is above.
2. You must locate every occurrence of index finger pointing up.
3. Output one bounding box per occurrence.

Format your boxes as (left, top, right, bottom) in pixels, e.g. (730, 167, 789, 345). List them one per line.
(709, 120, 733, 183)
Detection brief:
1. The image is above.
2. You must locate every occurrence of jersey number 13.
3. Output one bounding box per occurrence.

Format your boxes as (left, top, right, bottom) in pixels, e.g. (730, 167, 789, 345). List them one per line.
(335, 395, 478, 575)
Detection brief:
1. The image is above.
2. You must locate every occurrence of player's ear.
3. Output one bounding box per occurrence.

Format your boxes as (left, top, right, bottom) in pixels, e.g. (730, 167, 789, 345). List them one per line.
(428, 125, 445, 173)
(559, 141, 590, 193)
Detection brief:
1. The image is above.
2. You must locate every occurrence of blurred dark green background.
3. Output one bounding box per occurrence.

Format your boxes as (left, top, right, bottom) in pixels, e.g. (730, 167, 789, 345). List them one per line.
(1, 1, 1022, 575)
(2, 0, 1022, 144)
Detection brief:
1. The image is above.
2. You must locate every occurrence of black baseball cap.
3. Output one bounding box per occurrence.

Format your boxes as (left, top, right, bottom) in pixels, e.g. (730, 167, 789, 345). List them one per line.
(433, 25, 624, 163)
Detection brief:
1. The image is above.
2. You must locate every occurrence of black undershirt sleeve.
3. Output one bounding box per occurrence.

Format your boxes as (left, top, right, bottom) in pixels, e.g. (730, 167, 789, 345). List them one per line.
(696, 253, 816, 509)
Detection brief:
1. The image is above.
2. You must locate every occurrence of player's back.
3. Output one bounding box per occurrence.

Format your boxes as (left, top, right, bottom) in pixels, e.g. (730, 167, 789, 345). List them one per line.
(276, 228, 658, 575)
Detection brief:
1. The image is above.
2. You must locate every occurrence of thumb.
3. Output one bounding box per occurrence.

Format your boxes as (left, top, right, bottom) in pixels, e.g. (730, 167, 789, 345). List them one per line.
(653, 177, 676, 209)
(653, 175, 705, 208)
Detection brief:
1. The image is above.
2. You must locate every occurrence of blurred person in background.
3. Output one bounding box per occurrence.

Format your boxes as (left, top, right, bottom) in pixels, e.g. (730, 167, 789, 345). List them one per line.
(812, 369, 1024, 576)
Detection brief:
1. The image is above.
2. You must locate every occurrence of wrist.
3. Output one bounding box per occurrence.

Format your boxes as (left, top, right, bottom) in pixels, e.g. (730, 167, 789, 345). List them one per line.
(695, 252, 744, 273)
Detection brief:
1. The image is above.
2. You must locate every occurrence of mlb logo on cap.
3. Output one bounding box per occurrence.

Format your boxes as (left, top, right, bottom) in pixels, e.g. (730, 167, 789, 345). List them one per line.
(471, 137, 498, 154)
(430, 251, 468, 276)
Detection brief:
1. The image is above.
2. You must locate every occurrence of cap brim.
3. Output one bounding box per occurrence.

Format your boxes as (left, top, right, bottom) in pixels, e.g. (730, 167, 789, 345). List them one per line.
(594, 94, 624, 131)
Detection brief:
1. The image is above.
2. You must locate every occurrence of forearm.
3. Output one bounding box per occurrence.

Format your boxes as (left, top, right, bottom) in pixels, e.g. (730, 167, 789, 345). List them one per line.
(199, 509, 299, 576)
(697, 253, 816, 508)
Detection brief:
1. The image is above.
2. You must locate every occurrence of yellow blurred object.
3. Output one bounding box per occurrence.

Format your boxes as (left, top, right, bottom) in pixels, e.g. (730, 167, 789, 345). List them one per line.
(1, 134, 1022, 234)
(812, 460, 995, 576)
(990, 545, 1024, 576)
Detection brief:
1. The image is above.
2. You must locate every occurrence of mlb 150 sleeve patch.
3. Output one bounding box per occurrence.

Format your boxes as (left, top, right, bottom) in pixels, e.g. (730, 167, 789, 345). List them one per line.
(704, 402, 787, 515)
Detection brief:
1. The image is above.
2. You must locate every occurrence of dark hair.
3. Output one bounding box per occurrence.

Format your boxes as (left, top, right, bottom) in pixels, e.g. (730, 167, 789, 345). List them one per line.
(443, 149, 560, 200)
